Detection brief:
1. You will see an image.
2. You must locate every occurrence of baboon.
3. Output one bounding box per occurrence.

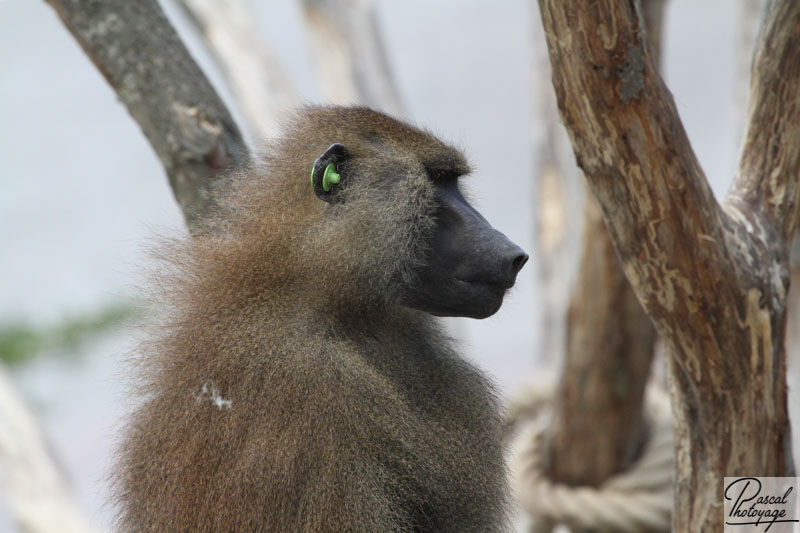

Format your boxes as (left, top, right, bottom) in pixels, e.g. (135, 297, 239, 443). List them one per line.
(115, 106, 528, 532)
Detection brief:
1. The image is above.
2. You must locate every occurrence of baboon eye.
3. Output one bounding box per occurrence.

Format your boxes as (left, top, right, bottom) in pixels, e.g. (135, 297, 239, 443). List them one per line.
(431, 169, 459, 183)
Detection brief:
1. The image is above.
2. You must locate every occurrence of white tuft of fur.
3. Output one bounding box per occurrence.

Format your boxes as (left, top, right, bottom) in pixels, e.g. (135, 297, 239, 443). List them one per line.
(195, 380, 232, 410)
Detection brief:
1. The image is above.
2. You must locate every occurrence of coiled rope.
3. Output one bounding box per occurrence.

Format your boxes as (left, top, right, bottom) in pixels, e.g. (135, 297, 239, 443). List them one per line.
(507, 382, 673, 532)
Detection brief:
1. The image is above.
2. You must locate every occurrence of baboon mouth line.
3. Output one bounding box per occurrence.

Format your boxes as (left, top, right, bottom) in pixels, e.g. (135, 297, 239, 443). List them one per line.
(455, 277, 514, 291)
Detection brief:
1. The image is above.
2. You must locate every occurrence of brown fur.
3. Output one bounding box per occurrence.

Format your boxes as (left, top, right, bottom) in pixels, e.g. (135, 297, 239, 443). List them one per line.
(114, 106, 510, 532)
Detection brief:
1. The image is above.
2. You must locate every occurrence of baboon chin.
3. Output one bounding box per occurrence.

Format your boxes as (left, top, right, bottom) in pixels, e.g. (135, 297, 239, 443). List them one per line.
(115, 106, 527, 532)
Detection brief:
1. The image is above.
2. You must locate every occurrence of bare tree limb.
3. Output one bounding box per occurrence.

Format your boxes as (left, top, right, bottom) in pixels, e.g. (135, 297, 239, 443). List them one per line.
(175, 0, 299, 140)
(733, 0, 800, 463)
(548, 198, 658, 487)
(537, 0, 795, 529)
(545, 0, 665, 489)
(734, 1, 800, 240)
(0, 366, 99, 533)
(45, 0, 250, 229)
(301, 0, 404, 116)
(539, 2, 724, 301)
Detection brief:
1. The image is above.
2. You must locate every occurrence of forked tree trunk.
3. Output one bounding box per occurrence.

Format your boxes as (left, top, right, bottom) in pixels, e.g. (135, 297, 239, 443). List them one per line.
(537, 1, 797, 530)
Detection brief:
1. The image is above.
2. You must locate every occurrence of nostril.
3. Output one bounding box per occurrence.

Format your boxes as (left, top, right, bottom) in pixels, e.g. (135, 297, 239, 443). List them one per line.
(511, 252, 529, 276)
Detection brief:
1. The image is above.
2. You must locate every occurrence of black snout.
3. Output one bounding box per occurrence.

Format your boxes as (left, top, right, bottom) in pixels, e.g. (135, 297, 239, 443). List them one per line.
(401, 180, 529, 319)
(472, 230, 528, 289)
(511, 251, 529, 276)
(501, 245, 529, 287)
(440, 185, 528, 289)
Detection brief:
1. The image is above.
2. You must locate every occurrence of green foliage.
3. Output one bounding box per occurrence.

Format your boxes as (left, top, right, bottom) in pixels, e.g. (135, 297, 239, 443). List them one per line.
(0, 303, 139, 366)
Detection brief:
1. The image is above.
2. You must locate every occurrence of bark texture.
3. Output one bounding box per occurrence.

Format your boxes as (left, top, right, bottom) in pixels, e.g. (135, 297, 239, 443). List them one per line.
(46, 0, 249, 229)
(548, 198, 658, 487)
(546, 0, 665, 488)
(537, 1, 797, 530)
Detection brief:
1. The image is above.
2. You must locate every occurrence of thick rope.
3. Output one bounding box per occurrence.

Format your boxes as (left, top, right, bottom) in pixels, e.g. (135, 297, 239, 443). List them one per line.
(507, 382, 673, 532)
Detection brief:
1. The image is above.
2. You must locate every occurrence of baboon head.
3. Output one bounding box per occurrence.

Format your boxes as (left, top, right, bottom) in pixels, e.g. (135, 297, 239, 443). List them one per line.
(223, 106, 527, 320)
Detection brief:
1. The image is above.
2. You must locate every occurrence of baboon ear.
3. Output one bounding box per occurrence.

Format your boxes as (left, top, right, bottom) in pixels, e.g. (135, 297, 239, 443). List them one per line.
(311, 143, 349, 204)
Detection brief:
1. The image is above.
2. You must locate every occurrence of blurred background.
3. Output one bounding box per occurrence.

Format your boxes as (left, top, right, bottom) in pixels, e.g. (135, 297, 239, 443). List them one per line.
(0, 0, 789, 531)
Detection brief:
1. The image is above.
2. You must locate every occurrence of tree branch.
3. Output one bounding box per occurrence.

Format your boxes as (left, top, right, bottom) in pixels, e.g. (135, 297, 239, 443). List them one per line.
(45, 0, 250, 229)
(734, 1, 800, 240)
(546, 0, 665, 489)
(548, 198, 658, 487)
(538, 2, 726, 329)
